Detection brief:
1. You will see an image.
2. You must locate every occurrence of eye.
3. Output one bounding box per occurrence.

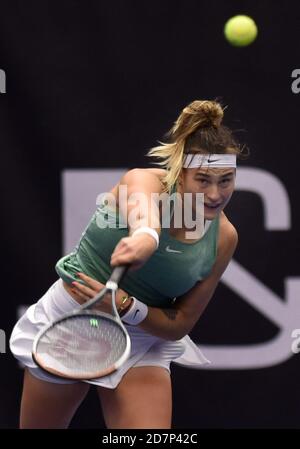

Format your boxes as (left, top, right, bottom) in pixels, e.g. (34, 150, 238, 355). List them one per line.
(221, 178, 231, 184)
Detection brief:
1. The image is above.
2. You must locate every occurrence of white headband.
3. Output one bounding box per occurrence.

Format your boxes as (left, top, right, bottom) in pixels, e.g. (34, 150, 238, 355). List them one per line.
(183, 153, 236, 168)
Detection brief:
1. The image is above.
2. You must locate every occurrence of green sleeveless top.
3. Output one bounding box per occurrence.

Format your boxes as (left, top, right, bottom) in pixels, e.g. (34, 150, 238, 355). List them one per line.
(55, 188, 220, 308)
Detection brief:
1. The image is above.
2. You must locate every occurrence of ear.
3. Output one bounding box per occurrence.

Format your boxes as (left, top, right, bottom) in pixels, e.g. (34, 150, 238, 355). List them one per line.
(177, 170, 184, 185)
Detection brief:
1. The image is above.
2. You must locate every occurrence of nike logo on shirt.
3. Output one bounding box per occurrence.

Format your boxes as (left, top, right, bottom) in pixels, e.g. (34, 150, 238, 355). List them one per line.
(165, 245, 182, 253)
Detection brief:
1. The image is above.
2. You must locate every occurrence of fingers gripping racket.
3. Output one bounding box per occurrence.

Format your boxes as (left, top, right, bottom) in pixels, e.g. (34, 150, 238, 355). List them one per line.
(32, 266, 131, 380)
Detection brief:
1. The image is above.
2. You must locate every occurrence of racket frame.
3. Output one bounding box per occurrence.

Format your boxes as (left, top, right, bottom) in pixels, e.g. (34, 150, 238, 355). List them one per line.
(32, 266, 132, 380)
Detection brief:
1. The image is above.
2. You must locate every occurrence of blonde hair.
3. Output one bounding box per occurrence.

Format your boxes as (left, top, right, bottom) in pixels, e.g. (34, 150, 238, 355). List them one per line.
(146, 99, 248, 193)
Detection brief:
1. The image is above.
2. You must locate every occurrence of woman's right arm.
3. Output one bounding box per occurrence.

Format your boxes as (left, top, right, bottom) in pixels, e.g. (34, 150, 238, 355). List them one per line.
(110, 168, 164, 270)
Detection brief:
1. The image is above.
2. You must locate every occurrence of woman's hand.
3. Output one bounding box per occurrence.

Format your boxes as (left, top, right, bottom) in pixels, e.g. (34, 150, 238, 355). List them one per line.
(110, 232, 157, 271)
(71, 272, 131, 314)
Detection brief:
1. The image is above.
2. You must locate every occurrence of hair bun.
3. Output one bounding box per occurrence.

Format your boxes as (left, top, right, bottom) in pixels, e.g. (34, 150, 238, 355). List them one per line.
(170, 99, 224, 142)
(185, 100, 224, 128)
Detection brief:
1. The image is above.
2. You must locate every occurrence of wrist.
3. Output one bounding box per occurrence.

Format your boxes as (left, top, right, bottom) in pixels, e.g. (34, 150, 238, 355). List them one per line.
(118, 295, 133, 317)
(131, 226, 159, 250)
(120, 296, 149, 325)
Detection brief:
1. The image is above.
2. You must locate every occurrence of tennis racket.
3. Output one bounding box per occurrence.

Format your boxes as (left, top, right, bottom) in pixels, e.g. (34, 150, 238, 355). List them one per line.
(32, 265, 131, 380)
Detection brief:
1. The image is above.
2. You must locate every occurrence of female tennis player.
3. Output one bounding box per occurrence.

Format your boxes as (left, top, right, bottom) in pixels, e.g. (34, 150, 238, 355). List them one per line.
(10, 99, 247, 429)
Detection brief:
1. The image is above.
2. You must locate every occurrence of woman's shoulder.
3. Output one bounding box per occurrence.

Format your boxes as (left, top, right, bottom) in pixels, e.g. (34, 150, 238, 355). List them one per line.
(117, 168, 167, 193)
(217, 212, 238, 252)
(110, 168, 167, 205)
(133, 168, 167, 184)
(142, 168, 167, 178)
(119, 168, 167, 184)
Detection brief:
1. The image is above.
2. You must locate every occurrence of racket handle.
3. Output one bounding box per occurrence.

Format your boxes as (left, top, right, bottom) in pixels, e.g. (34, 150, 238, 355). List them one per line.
(110, 265, 129, 284)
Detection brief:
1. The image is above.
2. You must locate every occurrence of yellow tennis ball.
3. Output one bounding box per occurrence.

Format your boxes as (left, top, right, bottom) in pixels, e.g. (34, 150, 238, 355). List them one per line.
(224, 15, 258, 47)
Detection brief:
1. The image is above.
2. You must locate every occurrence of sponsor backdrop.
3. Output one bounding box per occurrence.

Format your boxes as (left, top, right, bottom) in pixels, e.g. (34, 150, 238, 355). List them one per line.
(0, 1, 299, 428)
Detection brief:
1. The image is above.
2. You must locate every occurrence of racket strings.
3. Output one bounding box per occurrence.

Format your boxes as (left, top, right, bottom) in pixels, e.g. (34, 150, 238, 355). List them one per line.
(35, 315, 127, 378)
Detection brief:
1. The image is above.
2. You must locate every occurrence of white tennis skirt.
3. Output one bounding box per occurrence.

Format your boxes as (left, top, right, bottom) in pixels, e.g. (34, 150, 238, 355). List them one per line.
(9, 278, 211, 389)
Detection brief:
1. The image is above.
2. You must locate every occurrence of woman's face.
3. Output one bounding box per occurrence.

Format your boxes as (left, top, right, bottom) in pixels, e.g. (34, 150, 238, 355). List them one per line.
(178, 166, 236, 219)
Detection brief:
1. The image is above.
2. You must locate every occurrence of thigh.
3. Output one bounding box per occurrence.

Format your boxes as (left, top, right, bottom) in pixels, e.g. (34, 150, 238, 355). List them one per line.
(97, 366, 172, 429)
(20, 368, 90, 429)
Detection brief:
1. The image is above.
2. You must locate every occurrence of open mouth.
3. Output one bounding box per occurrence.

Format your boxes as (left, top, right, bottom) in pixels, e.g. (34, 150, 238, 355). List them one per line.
(205, 203, 222, 209)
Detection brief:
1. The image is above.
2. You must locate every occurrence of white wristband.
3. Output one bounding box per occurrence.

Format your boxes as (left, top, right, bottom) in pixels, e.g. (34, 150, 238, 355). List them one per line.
(120, 296, 149, 325)
(131, 226, 159, 249)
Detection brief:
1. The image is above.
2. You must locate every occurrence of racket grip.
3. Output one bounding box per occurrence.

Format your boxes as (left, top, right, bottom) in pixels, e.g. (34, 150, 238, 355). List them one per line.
(110, 265, 129, 284)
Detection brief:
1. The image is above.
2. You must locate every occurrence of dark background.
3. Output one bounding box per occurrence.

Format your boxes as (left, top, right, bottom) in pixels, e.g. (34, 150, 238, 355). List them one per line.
(0, 0, 299, 428)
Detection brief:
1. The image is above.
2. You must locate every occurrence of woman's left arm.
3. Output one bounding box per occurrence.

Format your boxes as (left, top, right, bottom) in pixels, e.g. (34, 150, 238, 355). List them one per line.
(139, 222, 238, 340)
(71, 222, 238, 341)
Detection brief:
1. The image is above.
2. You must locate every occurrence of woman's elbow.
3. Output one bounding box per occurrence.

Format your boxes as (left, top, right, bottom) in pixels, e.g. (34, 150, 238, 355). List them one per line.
(167, 325, 191, 342)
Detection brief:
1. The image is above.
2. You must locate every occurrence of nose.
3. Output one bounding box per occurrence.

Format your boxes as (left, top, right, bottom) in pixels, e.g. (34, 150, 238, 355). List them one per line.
(206, 184, 222, 203)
